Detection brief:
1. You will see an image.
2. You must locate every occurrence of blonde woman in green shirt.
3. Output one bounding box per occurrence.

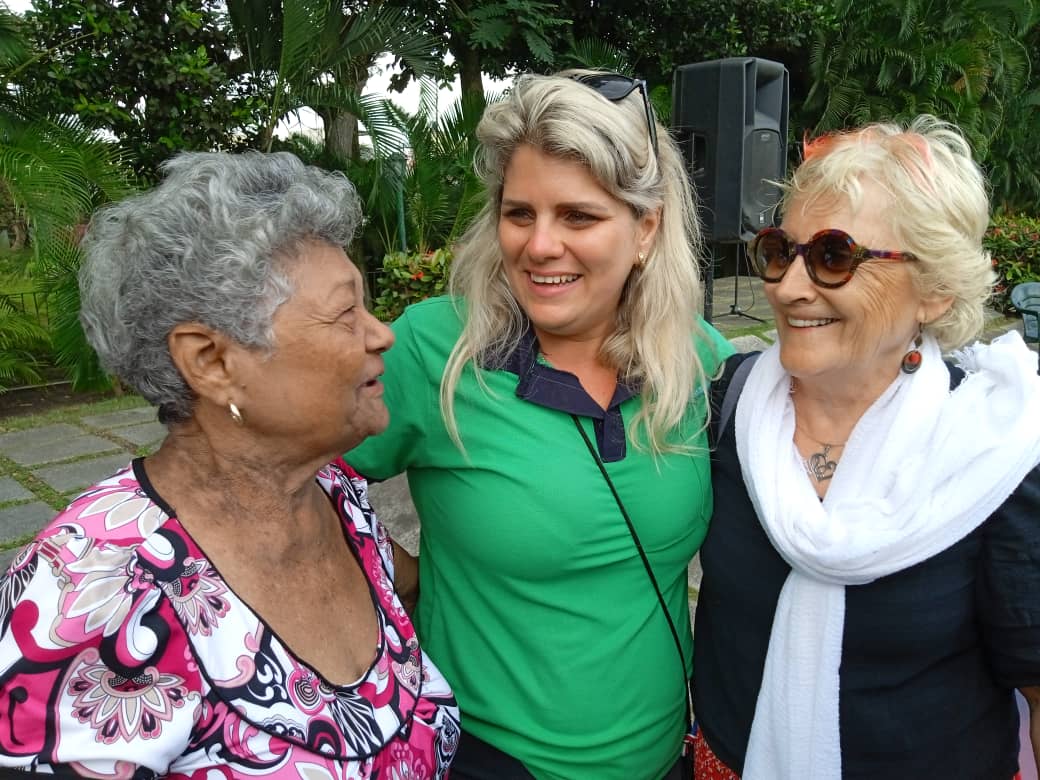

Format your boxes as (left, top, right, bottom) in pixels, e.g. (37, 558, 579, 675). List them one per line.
(349, 71, 733, 780)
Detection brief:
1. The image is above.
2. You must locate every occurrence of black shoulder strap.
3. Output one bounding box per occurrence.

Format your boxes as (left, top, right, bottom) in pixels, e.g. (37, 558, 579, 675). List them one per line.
(717, 352, 760, 441)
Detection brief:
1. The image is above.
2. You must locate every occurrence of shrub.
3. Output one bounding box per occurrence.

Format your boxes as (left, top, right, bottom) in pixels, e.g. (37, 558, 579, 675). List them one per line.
(372, 247, 452, 322)
(984, 214, 1040, 314)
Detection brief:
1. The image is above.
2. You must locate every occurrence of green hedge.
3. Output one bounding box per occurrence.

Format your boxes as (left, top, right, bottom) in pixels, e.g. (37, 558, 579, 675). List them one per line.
(371, 221, 1040, 322)
(985, 213, 1040, 313)
(373, 248, 452, 322)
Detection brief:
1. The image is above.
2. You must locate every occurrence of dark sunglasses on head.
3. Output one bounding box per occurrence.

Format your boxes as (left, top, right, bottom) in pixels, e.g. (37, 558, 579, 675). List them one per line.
(748, 227, 918, 289)
(569, 73, 659, 159)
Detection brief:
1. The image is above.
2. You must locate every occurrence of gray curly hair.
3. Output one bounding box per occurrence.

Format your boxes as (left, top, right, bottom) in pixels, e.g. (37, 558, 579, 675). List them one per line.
(79, 151, 363, 424)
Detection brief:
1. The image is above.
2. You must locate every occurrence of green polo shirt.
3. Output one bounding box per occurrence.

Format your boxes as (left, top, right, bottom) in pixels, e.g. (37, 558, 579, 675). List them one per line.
(348, 296, 733, 779)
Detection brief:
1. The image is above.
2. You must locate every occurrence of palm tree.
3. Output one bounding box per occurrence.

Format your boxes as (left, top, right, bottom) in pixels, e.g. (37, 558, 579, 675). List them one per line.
(805, 0, 1034, 158)
(0, 6, 135, 390)
(804, 0, 1040, 213)
(227, 0, 439, 162)
(346, 81, 489, 261)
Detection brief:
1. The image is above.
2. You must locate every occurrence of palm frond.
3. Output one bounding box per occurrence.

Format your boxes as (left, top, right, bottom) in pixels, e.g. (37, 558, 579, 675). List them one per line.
(38, 240, 111, 390)
(561, 37, 632, 73)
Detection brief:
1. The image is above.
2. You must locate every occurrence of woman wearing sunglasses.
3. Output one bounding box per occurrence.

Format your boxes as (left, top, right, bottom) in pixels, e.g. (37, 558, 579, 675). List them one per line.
(692, 115, 1040, 780)
(348, 71, 733, 779)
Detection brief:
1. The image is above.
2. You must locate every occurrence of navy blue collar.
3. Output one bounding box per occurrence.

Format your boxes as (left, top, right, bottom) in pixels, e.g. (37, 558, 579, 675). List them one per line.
(484, 324, 638, 462)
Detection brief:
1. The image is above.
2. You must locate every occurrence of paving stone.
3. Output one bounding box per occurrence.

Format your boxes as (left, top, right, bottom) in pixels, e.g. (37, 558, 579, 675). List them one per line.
(33, 453, 133, 494)
(0, 423, 83, 450)
(4, 433, 121, 467)
(0, 547, 17, 572)
(115, 421, 166, 448)
(0, 501, 54, 544)
(729, 334, 772, 353)
(0, 476, 34, 503)
(81, 406, 157, 429)
(367, 474, 419, 556)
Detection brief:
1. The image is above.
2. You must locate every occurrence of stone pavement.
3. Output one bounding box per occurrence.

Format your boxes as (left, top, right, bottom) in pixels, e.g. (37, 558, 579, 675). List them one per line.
(0, 275, 1028, 597)
(0, 405, 165, 570)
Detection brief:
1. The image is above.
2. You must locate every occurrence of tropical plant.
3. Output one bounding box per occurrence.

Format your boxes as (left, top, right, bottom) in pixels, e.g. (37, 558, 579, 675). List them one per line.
(0, 6, 136, 390)
(984, 213, 1040, 313)
(805, 0, 1039, 210)
(558, 0, 830, 94)
(372, 247, 452, 322)
(347, 83, 488, 267)
(20, 0, 265, 181)
(559, 37, 631, 74)
(226, 0, 439, 162)
(0, 295, 49, 389)
(384, 0, 571, 101)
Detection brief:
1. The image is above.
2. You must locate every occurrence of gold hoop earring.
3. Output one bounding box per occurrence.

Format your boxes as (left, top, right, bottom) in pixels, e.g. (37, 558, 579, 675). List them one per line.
(229, 402, 244, 425)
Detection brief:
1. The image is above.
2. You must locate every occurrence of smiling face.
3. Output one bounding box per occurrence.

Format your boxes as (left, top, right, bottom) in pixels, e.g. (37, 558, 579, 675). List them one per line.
(767, 181, 951, 396)
(497, 144, 659, 352)
(236, 241, 394, 458)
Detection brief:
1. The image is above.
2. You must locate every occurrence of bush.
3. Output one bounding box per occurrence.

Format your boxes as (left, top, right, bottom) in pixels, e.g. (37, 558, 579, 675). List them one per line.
(984, 214, 1040, 314)
(372, 248, 452, 322)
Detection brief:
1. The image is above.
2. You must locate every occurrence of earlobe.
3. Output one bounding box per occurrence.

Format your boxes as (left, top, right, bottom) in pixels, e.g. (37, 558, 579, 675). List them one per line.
(167, 323, 238, 404)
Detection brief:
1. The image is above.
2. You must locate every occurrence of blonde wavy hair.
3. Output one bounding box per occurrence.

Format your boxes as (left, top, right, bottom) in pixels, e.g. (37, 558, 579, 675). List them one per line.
(785, 115, 994, 350)
(441, 70, 715, 454)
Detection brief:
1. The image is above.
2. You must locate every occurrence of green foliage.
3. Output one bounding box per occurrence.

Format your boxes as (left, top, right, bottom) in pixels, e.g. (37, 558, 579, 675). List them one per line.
(559, 37, 631, 73)
(347, 86, 487, 269)
(467, 0, 570, 66)
(0, 111, 132, 390)
(372, 247, 452, 322)
(806, 0, 1040, 213)
(384, 0, 574, 98)
(559, 0, 830, 91)
(0, 294, 48, 389)
(39, 239, 112, 390)
(227, 0, 438, 160)
(0, 115, 133, 263)
(984, 213, 1040, 313)
(0, 5, 135, 390)
(20, 0, 264, 180)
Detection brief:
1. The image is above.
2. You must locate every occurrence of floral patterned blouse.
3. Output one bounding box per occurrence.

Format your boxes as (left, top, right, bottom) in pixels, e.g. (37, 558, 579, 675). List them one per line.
(0, 458, 459, 779)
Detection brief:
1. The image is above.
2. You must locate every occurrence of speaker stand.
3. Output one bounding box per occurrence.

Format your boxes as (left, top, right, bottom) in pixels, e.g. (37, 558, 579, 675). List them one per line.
(713, 244, 766, 323)
(724, 283, 766, 322)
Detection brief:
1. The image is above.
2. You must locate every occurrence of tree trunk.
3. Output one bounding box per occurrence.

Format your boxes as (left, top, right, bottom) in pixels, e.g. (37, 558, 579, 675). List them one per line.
(457, 47, 484, 103)
(324, 108, 359, 163)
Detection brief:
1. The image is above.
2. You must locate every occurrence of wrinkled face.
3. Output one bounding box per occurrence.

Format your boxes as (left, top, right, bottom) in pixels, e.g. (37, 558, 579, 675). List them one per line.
(766, 181, 948, 394)
(497, 144, 658, 349)
(238, 241, 394, 457)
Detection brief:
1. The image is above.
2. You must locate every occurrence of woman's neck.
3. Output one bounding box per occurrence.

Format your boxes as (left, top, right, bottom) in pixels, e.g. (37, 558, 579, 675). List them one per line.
(790, 375, 891, 445)
(143, 418, 337, 559)
(535, 329, 618, 409)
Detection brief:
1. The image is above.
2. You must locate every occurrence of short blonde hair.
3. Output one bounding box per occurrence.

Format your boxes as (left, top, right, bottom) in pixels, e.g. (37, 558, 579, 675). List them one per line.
(443, 71, 715, 453)
(783, 115, 994, 350)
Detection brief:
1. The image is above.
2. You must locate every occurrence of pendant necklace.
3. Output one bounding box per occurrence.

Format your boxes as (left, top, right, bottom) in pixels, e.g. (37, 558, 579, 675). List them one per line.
(796, 426, 847, 483)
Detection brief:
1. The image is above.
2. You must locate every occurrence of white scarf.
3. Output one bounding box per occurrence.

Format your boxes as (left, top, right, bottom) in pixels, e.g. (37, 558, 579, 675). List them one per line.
(736, 331, 1040, 780)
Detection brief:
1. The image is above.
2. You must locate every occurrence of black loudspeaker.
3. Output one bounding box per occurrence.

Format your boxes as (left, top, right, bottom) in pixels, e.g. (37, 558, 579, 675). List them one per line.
(672, 58, 789, 243)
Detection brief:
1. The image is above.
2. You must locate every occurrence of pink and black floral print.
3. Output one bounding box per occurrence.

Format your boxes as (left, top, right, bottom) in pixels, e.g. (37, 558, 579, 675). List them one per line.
(0, 459, 459, 778)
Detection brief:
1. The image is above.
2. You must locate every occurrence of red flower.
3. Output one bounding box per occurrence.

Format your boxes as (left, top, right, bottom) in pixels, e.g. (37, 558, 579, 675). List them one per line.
(411, 271, 424, 280)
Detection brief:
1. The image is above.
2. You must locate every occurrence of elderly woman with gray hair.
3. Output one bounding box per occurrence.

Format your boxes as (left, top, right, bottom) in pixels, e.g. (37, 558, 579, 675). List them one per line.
(0, 152, 459, 778)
